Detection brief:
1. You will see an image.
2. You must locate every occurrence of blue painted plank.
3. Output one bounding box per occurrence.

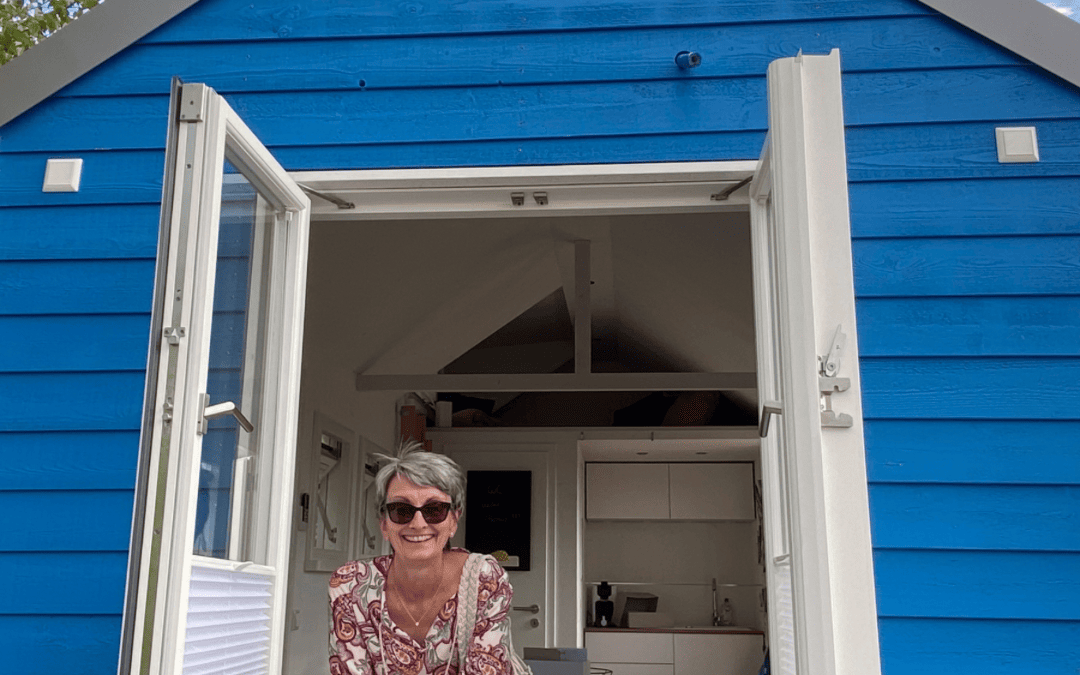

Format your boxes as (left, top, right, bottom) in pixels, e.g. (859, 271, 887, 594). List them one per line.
(0, 431, 139, 490)
(58, 16, 1022, 97)
(845, 120, 1080, 182)
(873, 549, 1080, 620)
(860, 357, 1080, 420)
(0, 372, 146, 432)
(865, 420, 1080, 485)
(852, 236, 1080, 297)
(855, 296, 1080, 356)
(0, 259, 156, 315)
(0, 204, 162, 261)
(11, 67, 1080, 154)
(849, 178, 1080, 238)
(142, 0, 932, 43)
(842, 66, 1080, 127)
(868, 484, 1080, 552)
(878, 617, 1080, 675)
(7, 124, 1079, 210)
(3, 78, 773, 153)
(0, 315, 152, 372)
(0, 130, 763, 206)
(0, 551, 128, 614)
(0, 151, 166, 208)
(7, 117, 1080, 208)
(0, 615, 122, 675)
(0, 491, 134, 552)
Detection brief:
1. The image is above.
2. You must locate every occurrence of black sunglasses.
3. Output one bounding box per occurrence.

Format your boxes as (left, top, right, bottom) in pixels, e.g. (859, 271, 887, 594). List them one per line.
(384, 501, 453, 525)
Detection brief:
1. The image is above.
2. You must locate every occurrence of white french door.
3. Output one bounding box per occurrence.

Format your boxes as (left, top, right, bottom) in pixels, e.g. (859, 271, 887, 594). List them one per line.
(127, 83, 310, 675)
(749, 50, 881, 675)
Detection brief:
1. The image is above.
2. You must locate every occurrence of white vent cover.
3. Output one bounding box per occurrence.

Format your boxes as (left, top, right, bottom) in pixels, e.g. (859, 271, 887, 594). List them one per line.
(995, 127, 1040, 163)
(43, 158, 83, 192)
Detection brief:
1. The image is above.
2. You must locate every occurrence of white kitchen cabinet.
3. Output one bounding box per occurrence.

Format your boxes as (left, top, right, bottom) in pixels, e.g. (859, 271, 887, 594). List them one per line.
(586, 462, 753, 521)
(669, 463, 755, 521)
(585, 632, 674, 663)
(586, 463, 670, 520)
(673, 633, 765, 675)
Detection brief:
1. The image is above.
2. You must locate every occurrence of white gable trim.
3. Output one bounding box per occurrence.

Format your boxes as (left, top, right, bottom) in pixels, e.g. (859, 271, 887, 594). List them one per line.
(2, 0, 1080, 129)
(920, 0, 1080, 87)
(0, 0, 199, 128)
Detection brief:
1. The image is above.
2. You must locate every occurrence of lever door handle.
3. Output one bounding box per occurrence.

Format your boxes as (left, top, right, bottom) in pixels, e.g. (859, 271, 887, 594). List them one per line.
(199, 394, 254, 434)
(513, 604, 540, 614)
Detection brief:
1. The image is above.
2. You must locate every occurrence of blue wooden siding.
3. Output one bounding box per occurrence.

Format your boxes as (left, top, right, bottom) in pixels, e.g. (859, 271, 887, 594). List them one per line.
(1, 1, 1079, 673)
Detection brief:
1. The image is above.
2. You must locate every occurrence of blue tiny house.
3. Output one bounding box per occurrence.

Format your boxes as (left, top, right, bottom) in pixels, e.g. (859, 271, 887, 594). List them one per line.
(1, 1, 1079, 674)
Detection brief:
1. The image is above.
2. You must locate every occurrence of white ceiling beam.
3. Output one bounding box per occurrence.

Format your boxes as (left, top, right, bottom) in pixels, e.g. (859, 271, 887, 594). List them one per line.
(355, 372, 756, 392)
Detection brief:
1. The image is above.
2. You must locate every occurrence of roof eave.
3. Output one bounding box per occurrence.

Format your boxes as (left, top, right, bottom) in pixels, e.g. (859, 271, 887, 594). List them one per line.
(918, 0, 1080, 87)
(0, 0, 200, 129)
(1, 0, 1079, 131)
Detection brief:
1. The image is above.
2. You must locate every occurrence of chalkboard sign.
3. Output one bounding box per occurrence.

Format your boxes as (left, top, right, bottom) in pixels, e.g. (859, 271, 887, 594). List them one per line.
(465, 470, 531, 571)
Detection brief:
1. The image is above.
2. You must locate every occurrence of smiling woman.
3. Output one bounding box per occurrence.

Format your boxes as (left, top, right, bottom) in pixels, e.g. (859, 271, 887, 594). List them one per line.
(328, 441, 533, 674)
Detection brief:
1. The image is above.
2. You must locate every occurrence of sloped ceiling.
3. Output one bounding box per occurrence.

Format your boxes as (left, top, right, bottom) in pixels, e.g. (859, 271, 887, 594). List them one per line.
(303, 211, 755, 390)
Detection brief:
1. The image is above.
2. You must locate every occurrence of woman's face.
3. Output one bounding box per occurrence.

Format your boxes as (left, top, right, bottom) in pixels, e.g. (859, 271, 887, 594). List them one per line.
(380, 474, 459, 560)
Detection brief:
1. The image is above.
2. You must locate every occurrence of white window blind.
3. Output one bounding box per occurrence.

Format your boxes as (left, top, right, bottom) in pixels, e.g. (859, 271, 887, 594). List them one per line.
(773, 561, 797, 675)
(184, 560, 275, 675)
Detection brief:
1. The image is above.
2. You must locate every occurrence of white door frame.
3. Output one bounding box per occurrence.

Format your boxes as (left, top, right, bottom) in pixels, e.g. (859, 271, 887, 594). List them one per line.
(293, 54, 879, 675)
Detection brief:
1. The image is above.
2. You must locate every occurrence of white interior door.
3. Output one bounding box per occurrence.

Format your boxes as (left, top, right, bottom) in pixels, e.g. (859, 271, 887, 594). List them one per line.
(443, 445, 557, 656)
(127, 83, 310, 675)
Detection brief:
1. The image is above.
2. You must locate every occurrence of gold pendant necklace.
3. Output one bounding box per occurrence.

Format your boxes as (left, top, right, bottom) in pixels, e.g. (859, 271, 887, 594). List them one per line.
(397, 587, 440, 627)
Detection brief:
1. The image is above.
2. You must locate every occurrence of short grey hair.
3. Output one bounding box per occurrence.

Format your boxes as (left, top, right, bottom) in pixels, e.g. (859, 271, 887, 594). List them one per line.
(373, 440, 466, 515)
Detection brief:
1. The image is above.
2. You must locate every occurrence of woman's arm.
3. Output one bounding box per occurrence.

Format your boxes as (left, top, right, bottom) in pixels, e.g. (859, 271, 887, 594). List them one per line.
(328, 562, 376, 675)
(464, 558, 531, 674)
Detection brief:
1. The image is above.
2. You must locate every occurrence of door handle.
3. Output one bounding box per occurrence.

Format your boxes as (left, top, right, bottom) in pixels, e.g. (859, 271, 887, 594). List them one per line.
(513, 604, 540, 614)
(198, 394, 254, 434)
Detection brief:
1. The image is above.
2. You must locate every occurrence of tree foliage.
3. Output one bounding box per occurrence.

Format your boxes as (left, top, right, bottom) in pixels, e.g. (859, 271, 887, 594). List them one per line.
(0, 0, 99, 66)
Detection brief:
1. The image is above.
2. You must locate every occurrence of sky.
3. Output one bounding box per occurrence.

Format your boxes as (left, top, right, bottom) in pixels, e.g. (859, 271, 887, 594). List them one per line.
(1041, 0, 1080, 18)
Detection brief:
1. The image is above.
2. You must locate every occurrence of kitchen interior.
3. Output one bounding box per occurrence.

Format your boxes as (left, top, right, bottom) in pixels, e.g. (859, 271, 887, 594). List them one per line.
(581, 438, 766, 675)
(290, 209, 770, 674)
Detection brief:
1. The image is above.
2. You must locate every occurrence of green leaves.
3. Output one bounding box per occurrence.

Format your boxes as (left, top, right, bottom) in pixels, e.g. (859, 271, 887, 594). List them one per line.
(0, 0, 100, 66)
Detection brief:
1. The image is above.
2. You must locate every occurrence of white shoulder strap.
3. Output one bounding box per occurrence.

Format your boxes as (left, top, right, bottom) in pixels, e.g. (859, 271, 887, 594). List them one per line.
(456, 553, 485, 668)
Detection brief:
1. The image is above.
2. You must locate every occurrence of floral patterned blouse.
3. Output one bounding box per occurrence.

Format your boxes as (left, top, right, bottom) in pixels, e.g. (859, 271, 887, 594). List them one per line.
(328, 550, 527, 675)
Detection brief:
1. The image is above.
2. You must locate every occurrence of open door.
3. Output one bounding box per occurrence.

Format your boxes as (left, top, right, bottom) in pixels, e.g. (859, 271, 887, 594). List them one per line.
(124, 83, 310, 675)
(750, 51, 881, 675)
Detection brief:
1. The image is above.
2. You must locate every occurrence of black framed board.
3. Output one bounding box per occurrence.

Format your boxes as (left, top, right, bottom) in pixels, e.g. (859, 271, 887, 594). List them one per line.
(465, 470, 531, 571)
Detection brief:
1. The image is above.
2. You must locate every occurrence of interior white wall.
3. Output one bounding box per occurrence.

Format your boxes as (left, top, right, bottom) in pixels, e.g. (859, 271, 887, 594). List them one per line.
(427, 429, 584, 649)
(281, 320, 401, 674)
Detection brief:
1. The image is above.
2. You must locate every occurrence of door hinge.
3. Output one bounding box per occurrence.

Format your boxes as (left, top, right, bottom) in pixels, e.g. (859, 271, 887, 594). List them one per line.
(163, 326, 186, 346)
(179, 83, 207, 122)
(819, 325, 853, 428)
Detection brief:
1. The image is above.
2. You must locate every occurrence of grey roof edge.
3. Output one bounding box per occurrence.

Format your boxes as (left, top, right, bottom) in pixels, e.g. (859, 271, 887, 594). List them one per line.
(1, 0, 1079, 130)
(918, 0, 1080, 88)
(0, 0, 200, 129)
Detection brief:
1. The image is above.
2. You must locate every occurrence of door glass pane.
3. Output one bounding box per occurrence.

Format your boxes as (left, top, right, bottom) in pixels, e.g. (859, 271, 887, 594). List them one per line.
(193, 158, 277, 564)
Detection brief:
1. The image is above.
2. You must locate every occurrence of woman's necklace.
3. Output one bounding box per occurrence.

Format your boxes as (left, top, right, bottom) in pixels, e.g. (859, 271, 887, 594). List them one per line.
(397, 589, 440, 627)
(392, 563, 446, 628)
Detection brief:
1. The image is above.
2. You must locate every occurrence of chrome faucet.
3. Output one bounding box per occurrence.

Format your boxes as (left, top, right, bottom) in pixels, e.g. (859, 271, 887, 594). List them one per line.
(711, 578, 720, 626)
